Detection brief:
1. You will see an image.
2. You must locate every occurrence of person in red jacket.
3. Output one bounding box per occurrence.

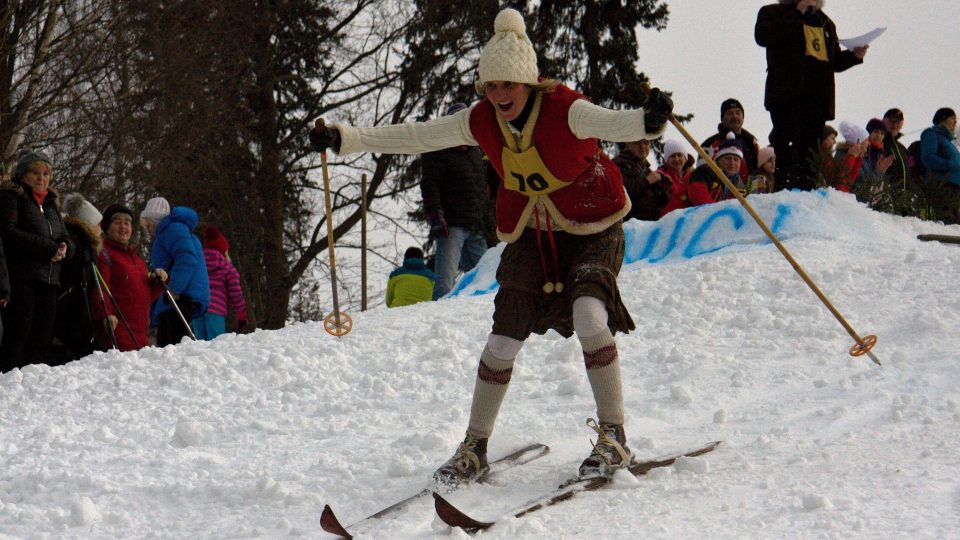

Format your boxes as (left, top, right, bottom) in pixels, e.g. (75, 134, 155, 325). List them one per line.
(309, 8, 674, 484)
(687, 134, 747, 205)
(93, 204, 165, 351)
(826, 123, 867, 193)
(656, 138, 694, 217)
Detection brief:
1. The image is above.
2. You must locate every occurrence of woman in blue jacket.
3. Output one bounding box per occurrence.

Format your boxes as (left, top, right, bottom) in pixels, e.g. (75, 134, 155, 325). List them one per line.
(920, 107, 960, 223)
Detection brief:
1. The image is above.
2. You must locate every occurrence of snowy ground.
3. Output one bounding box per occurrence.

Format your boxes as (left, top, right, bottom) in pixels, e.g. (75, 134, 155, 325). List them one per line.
(2, 190, 959, 539)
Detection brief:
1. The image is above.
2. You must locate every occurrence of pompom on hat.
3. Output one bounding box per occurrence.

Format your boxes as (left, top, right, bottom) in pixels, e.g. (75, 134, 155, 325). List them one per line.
(61, 193, 102, 228)
(478, 8, 539, 86)
(714, 132, 744, 160)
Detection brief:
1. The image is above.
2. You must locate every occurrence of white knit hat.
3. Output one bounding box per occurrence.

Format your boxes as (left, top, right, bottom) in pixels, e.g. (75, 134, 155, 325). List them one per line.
(141, 196, 171, 222)
(478, 8, 539, 85)
(839, 120, 869, 144)
(61, 193, 102, 228)
(663, 139, 689, 159)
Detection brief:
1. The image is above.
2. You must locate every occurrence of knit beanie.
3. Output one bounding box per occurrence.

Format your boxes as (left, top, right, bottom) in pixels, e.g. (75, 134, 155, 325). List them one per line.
(61, 193, 102, 228)
(839, 120, 869, 144)
(101, 203, 135, 228)
(404, 246, 424, 260)
(714, 132, 744, 160)
(203, 225, 229, 255)
(720, 98, 744, 118)
(12, 148, 53, 182)
(478, 8, 539, 85)
(865, 118, 885, 134)
(932, 107, 956, 126)
(141, 196, 171, 222)
(663, 139, 689, 159)
(757, 146, 776, 166)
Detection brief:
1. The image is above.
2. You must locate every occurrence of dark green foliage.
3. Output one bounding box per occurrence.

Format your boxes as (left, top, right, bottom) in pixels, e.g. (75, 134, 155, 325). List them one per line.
(525, 0, 669, 109)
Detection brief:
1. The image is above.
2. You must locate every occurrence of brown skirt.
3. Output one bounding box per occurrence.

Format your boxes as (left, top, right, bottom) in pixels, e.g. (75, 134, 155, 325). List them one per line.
(491, 222, 635, 340)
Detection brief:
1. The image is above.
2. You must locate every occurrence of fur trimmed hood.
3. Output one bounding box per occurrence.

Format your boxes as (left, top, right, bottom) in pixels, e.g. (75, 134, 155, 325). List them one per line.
(0, 179, 61, 206)
(63, 215, 103, 256)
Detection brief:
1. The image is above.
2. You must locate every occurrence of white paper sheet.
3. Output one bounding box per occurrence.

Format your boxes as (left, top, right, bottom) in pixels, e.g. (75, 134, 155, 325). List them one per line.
(840, 27, 886, 49)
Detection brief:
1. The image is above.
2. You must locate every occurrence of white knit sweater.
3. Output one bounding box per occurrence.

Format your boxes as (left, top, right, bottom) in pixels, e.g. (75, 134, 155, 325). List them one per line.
(332, 99, 664, 156)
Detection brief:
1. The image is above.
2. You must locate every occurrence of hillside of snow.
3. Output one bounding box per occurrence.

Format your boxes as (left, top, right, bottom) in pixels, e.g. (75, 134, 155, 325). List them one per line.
(2, 189, 959, 539)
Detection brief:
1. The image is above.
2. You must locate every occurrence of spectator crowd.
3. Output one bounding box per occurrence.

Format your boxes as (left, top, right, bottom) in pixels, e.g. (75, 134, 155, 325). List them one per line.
(2, 0, 958, 372)
(0, 151, 249, 373)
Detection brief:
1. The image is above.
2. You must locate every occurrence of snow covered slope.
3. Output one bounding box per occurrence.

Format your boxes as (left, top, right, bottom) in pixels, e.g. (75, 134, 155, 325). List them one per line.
(2, 190, 959, 539)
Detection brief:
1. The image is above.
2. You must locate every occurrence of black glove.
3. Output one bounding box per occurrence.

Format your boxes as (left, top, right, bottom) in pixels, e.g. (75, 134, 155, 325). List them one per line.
(309, 121, 341, 153)
(643, 88, 674, 134)
(428, 209, 449, 240)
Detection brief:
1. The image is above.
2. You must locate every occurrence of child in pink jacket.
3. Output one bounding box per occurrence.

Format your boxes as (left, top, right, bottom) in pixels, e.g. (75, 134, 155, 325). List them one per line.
(193, 225, 248, 339)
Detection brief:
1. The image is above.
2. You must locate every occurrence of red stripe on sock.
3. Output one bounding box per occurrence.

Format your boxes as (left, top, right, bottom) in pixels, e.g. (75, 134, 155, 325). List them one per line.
(478, 361, 513, 385)
(584, 344, 618, 370)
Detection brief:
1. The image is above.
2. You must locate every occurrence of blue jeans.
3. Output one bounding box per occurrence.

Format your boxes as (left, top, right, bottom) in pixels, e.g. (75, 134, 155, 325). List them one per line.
(433, 226, 488, 299)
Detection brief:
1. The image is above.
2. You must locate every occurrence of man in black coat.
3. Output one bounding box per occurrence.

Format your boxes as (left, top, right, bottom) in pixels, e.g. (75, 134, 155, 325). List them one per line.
(755, 0, 868, 191)
(613, 138, 669, 221)
(881, 108, 910, 194)
(701, 98, 761, 178)
(420, 103, 492, 299)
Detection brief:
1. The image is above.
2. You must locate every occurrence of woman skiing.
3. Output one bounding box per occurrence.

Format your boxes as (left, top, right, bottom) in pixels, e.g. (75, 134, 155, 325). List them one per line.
(310, 8, 673, 484)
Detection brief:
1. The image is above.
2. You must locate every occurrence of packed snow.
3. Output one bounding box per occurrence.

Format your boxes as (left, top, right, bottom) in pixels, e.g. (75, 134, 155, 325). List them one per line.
(2, 189, 959, 539)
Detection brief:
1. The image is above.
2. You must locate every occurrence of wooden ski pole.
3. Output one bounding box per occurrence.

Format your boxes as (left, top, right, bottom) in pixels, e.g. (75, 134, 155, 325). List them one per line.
(316, 119, 353, 337)
(642, 85, 880, 365)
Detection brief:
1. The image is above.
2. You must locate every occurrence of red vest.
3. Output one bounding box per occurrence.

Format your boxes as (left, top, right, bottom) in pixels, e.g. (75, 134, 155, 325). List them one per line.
(469, 85, 628, 242)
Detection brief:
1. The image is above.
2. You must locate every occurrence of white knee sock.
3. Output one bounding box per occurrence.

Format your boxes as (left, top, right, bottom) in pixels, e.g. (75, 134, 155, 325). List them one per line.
(574, 297, 624, 425)
(466, 335, 523, 438)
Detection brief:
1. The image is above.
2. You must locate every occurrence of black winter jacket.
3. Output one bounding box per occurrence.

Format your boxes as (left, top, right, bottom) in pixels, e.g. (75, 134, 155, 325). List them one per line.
(53, 217, 102, 359)
(0, 234, 9, 301)
(420, 146, 489, 231)
(702, 126, 761, 174)
(0, 181, 75, 287)
(883, 132, 910, 190)
(755, 3, 861, 119)
(614, 149, 669, 221)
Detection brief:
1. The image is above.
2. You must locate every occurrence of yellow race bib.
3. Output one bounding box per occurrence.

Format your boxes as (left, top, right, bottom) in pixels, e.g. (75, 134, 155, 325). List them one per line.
(803, 25, 828, 62)
(501, 146, 571, 196)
